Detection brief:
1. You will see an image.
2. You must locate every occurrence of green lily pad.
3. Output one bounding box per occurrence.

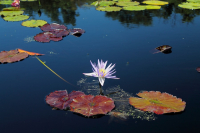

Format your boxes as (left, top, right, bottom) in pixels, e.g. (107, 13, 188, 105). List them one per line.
(116, 1, 140, 6)
(21, 0, 37, 1)
(181, 2, 200, 7)
(187, 0, 200, 3)
(91, 1, 99, 6)
(99, 1, 115, 6)
(3, 7, 25, 11)
(118, 0, 131, 2)
(22, 20, 48, 27)
(123, 6, 146, 11)
(178, 4, 200, 9)
(3, 15, 29, 22)
(145, 5, 161, 9)
(0, 11, 24, 17)
(96, 6, 122, 12)
(143, 1, 168, 5)
(0, 0, 13, 5)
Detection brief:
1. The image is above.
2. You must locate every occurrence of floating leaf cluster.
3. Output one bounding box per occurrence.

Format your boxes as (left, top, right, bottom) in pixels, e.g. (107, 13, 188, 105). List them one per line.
(178, 0, 200, 9)
(90, 0, 168, 12)
(0, 7, 29, 21)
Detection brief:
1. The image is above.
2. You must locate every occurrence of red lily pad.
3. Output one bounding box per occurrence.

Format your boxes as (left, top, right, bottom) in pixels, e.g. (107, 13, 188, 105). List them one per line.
(129, 91, 186, 115)
(34, 32, 62, 42)
(196, 67, 200, 72)
(51, 29, 69, 37)
(40, 23, 67, 32)
(0, 50, 28, 63)
(69, 28, 85, 37)
(45, 90, 85, 110)
(70, 95, 115, 116)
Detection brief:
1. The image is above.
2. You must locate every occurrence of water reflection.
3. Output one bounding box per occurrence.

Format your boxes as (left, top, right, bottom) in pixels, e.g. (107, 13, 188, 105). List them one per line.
(13, 0, 200, 27)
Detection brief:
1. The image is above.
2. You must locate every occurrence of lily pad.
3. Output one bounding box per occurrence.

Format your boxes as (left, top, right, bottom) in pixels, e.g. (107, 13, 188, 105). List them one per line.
(96, 6, 122, 12)
(178, 2, 200, 9)
(46, 90, 85, 110)
(21, 20, 48, 27)
(143, 1, 169, 5)
(0, 0, 13, 5)
(69, 28, 85, 37)
(91, 1, 99, 6)
(40, 23, 67, 32)
(0, 50, 28, 63)
(187, 0, 200, 3)
(145, 5, 161, 9)
(155, 45, 172, 54)
(34, 32, 63, 42)
(123, 6, 146, 11)
(116, 2, 140, 7)
(99, 1, 115, 6)
(0, 11, 24, 17)
(129, 91, 186, 114)
(70, 95, 115, 116)
(3, 15, 29, 21)
(2, 7, 25, 11)
(51, 29, 69, 37)
(17, 49, 44, 56)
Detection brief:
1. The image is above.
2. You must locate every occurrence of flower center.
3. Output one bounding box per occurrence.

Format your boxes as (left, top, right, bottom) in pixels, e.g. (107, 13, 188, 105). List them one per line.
(99, 69, 106, 77)
(89, 102, 96, 107)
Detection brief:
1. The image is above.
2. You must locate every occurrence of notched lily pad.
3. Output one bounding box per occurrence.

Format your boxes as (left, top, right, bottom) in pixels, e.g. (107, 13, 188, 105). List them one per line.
(34, 32, 63, 42)
(0, 11, 24, 17)
(69, 28, 85, 37)
(0, 50, 28, 63)
(145, 5, 161, 9)
(3, 15, 29, 21)
(51, 29, 69, 37)
(70, 95, 115, 116)
(21, 20, 48, 27)
(99, 1, 115, 6)
(45, 90, 85, 110)
(129, 91, 186, 114)
(40, 23, 67, 32)
(17, 49, 44, 56)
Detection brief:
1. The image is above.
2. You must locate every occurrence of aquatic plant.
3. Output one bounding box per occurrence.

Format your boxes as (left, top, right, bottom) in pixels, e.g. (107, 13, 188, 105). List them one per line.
(21, 20, 47, 27)
(11, 0, 20, 7)
(46, 90, 85, 110)
(129, 91, 186, 114)
(83, 59, 119, 86)
(70, 95, 115, 116)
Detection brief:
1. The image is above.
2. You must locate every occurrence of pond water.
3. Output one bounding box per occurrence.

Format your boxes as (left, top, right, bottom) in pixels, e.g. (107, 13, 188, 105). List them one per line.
(1, 0, 200, 132)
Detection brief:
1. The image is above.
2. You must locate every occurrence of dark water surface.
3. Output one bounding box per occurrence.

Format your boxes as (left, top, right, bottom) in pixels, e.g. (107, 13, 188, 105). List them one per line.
(1, 0, 200, 132)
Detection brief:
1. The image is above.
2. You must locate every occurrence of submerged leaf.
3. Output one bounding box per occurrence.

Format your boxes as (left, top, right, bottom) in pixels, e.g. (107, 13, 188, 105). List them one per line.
(17, 49, 44, 56)
(129, 91, 186, 114)
(46, 90, 85, 110)
(21, 20, 47, 27)
(70, 95, 115, 116)
(3, 15, 29, 21)
(0, 50, 28, 63)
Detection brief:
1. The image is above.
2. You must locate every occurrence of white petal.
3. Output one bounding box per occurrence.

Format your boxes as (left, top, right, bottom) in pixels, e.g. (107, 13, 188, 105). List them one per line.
(83, 72, 97, 77)
(98, 77, 105, 86)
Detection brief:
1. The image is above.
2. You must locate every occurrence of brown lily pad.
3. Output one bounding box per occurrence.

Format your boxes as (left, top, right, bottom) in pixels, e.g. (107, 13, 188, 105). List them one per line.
(69, 28, 85, 37)
(46, 90, 85, 110)
(40, 23, 67, 32)
(0, 50, 28, 63)
(70, 95, 115, 116)
(34, 32, 62, 42)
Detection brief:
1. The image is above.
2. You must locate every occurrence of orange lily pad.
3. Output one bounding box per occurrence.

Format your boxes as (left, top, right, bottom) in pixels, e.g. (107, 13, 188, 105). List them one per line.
(129, 91, 186, 114)
(17, 49, 44, 56)
(70, 95, 115, 116)
(0, 50, 28, 63)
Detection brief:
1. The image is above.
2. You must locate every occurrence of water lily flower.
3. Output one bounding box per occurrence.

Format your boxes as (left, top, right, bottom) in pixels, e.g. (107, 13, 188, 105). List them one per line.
(83, 59, 119, 86)
(11, 0, 20, 7)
